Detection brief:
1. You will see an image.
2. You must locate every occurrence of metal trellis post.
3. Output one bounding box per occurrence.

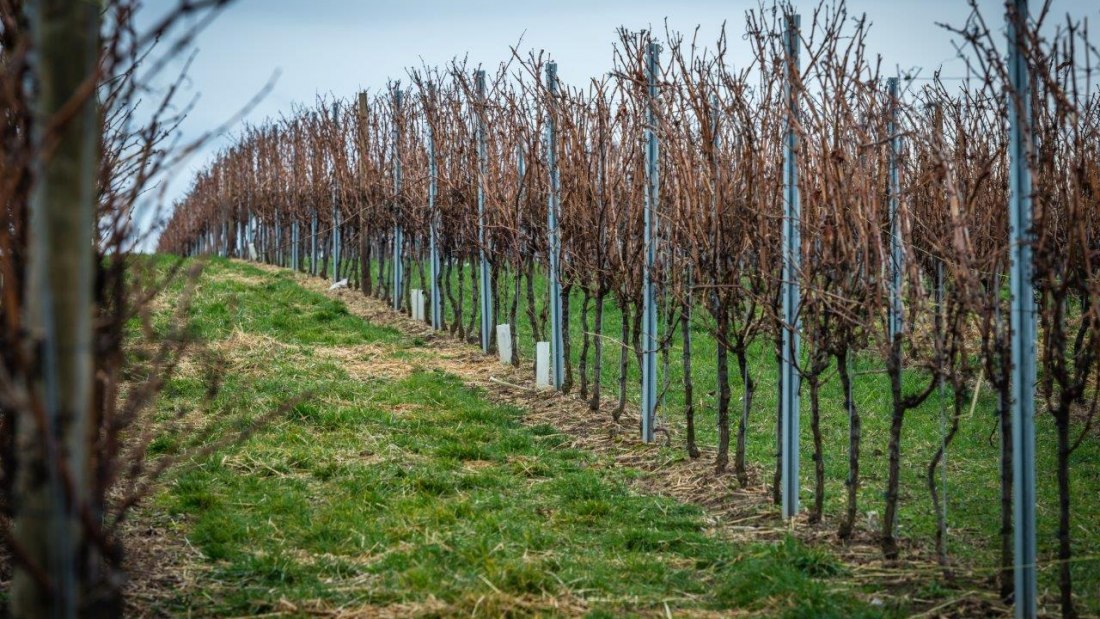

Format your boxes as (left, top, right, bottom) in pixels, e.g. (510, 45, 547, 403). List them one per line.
(291, 220, 299, 271)
(546, 62, 565, 389)
(429, 92, 442, 330)
(393, 87, 405, 310)
(780, 13, 801, 519)
(331, 101, 341, 283)
(1007, 0, 1037, 616)
(476, 70, 493, 353)
(709, 93, 720, 399)
(274, 210, 281, 266)
(641, 42, 660, 443)
(310, 209, 318, 276)
(887, 77, 903, 342)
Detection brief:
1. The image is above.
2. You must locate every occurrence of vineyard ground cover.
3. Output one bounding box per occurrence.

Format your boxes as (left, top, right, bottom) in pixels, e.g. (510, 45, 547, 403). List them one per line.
(127, 257, 890, 617)
(385, 257, 1100, 616)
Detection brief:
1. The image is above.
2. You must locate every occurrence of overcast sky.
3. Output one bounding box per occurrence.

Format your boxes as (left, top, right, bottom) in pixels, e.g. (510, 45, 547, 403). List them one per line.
(133, 0, 1096, 246)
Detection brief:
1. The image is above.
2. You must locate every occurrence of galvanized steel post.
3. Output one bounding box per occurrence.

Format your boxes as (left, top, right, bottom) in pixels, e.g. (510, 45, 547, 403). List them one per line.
(291, 220, 299, 271)
(428, 89, 442, 330)
(546, 62, 565, 389)
(393, 87, 405, 310)
(310, 209, 318, 276)
(887, 77, 903, 342)
(1007, 0, 1036, 616)
(709, 91, 720, 346)
(476, 70, 493, 353)
(641, 42, 660, 443)
(274, 210, 281, 266)
(330, 101, 341, 283)
(780, 13, 801, 519)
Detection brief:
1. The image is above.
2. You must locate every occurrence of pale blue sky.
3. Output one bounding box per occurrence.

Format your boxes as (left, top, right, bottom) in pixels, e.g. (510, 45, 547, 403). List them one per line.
(134, 0, 1097, 245)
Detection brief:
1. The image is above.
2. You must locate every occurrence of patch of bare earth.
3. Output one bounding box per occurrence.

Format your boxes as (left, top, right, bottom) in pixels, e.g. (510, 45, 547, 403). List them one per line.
(123, 509, 214, 617)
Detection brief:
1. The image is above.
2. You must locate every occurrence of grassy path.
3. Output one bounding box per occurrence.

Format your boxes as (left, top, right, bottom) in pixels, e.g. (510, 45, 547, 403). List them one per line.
(131, 258, 910, 617)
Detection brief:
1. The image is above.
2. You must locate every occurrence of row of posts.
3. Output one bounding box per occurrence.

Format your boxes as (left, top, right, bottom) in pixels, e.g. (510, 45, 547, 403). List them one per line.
(771, 5, 1034, 616)
(198, 9, 1035, 614)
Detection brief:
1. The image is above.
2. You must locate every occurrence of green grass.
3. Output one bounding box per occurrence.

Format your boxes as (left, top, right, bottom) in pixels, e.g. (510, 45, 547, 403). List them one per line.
(392, 258, 1100, 614)
(148, 257, 891, 616)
